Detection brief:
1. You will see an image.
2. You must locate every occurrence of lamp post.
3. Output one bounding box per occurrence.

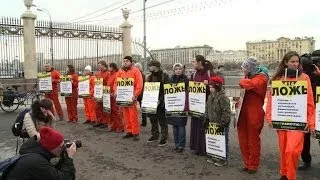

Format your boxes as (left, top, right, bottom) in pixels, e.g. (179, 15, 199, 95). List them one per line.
(36, 7, 53, 65)
(143, 0, 147, 71)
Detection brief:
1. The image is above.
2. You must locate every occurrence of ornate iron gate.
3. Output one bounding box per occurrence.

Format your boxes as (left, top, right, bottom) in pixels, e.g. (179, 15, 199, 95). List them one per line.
(0, 17, 123, 78)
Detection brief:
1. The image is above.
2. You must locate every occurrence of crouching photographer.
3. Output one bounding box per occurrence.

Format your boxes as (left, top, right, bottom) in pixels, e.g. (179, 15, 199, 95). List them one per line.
(299, 50, 320, 171)
(2, 127, 78, 180)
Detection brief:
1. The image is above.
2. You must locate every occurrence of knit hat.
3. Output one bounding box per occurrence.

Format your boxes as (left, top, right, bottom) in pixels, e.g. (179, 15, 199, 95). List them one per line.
(172, 63, 183, 70)
(241, 57, 257, 73)
(40, 127, 64, 151)
(209, 76, 224, 87)
(84, 65, 92, 72)
(148, 60, 161, 68)
(124, 56, 133, 63)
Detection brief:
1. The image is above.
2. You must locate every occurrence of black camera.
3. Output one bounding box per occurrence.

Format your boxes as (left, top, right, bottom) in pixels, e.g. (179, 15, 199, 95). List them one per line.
(301, 53, 319, 74)
(64, 139, 82, 149)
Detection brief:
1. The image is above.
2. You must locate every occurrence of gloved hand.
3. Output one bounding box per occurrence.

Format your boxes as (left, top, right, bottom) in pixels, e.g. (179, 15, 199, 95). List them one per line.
(204, 118, 209, 129)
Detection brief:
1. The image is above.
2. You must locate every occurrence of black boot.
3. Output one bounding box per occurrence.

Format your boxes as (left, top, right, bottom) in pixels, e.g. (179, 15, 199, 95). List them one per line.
(123, 133, 134, 139)
(298, 163, 311, 170)
(279, 176, 288, 180)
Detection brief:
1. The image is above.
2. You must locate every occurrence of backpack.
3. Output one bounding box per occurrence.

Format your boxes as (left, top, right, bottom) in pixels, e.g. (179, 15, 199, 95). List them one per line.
(11, 108, 34, 139)
(0, 154, 29, 178)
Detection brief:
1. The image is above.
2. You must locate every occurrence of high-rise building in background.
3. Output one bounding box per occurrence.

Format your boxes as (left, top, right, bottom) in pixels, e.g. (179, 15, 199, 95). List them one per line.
(246, 37, 315, 62)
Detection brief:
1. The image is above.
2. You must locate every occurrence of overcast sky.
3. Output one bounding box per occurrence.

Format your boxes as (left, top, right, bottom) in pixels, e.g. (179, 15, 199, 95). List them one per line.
(1, 0, 320, 51)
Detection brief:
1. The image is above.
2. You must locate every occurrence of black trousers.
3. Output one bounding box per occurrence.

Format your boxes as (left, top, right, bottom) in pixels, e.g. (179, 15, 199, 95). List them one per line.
(148, 107, 168, 140)
(138, 99, 147, 125)
(301, 132, 312, 164)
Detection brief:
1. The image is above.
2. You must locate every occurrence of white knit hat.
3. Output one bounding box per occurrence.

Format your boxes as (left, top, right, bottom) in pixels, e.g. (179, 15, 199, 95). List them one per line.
(84, 65, 92, 72)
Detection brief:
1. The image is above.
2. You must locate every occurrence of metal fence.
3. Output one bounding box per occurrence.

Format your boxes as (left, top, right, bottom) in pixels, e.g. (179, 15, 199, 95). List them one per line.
(0, 17, 127, 77)
(0, 17, 24, 78)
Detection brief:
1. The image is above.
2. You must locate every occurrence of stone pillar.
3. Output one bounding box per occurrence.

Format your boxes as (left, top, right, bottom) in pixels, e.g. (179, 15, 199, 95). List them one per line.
(120, 8, 133, 57)
(21, 0, 37, 80)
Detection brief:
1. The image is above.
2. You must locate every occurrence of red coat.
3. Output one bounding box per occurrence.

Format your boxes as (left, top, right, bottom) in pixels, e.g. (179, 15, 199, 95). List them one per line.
(238, 73, 268, 123)
(46, 68, 60, 94)
(107, 71, 118, 94)
(70, 73, 78, 97)
(96, 70, 110, 86)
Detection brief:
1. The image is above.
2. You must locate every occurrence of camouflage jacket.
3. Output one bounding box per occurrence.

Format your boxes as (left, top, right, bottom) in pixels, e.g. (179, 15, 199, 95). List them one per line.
(205, 90, 231, 126)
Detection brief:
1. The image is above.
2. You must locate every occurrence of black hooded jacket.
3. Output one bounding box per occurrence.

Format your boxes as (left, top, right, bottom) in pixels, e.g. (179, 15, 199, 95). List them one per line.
(3, 139, 75, 180)
(146, 70, 169, 117)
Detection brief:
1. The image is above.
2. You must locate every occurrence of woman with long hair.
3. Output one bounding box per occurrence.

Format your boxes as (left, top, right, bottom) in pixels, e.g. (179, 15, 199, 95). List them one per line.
(65, 65, 78, 123)
(23, 98, 55, 140)
(266, 51, 315, 180)
(189, 55, 215, 155)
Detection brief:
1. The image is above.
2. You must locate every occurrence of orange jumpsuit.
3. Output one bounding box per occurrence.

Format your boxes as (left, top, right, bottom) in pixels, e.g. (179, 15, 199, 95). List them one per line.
(45, 68, 63, 119)
(114, 66, 143, 135)
(238, 73, 268, 171)
(83, 74, 96, 122)
(266, 73, 315, 180)
(95, 70, 110, 125)
(108, 71, 123, 132)
(65, 73, 78, 122)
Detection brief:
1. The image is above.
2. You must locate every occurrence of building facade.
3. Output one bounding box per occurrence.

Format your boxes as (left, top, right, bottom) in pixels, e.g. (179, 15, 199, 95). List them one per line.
(246, 37, 315, 62)
(206, 50, 247, 63)
(150, 45, 213, 66)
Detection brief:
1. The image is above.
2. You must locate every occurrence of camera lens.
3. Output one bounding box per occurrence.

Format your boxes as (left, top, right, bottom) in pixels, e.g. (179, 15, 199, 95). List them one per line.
(74, 140, 82, 149)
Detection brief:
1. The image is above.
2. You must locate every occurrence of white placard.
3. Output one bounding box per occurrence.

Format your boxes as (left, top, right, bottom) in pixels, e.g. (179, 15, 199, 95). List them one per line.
(315, 87, 320, 139)
(205, 122, 226, 160)
(37, 72, 53, 93)
(188, 81, 206, 117)
(78, 75, 90, 98)
(94, 78, 103, 100)
(271, 80, 307, 131)
(103, 86, 111, 113)
(60, 75, 72, 96)
(141, 82, 160, 114)
(164, 83, 186, 117)
(116, 78, 134, 106)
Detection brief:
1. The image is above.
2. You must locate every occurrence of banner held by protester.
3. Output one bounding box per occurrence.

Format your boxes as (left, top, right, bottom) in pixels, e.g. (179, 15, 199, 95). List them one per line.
(271, 80, 307, 131)
(94, 78, 103, 101)
(116, 78, 134, 106)
(37, 72, 52, 93)
(188, 81, 206, 117)
(103, 86, 111, 113)
(205, 122, 226, 160)
(60, 75, 72, 97)
(78, 75, 90, 98)
(164, 82, 186, 117)
(141, 82, 160, 114)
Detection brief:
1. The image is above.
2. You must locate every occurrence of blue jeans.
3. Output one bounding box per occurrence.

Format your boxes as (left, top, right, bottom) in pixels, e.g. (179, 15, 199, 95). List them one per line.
(172, 126, 186, 148)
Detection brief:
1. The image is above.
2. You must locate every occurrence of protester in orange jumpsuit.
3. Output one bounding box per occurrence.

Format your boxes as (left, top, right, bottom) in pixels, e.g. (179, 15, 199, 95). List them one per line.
(237, 58, 268, 174)
(94, 61, 110, 129)
(82, 65, 96, 124)
(44, 63, 64, 120)
(65, 65, 78, 123)
(114, 56, 143, 141)
(266, 51, 315, 180)
(107, 63, 124, 133)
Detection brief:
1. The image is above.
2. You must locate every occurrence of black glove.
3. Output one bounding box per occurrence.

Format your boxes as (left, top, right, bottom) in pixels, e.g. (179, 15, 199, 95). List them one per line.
(204, 118, 209, 129)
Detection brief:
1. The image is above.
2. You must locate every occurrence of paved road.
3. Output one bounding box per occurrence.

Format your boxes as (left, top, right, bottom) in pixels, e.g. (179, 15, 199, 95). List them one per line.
(0, 107, 319, 180)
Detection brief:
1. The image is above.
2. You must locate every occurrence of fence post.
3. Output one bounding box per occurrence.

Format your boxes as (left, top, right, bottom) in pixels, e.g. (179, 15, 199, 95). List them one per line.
(21, 0, 37, 81)
(120, 8, 133, 57)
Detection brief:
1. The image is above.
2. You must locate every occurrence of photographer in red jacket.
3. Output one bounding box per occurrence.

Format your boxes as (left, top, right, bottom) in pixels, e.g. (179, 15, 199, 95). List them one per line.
(2, 127, 76, 180)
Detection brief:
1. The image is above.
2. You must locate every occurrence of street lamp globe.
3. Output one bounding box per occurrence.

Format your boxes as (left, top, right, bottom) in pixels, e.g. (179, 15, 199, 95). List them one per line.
(24, 0, 33, 10)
